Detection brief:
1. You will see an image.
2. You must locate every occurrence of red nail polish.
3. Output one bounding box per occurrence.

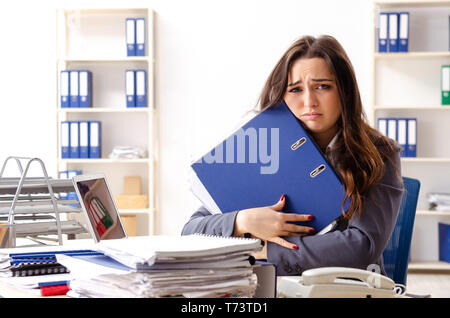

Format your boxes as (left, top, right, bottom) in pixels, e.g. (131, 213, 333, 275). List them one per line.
(309, 228, 317, 234)
(308, 215, 314, 220)
(293, 245, 299, 250)
(280, 194, 285, 201)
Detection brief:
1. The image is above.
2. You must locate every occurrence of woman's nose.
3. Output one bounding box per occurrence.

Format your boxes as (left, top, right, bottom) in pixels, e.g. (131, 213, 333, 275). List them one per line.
(303, 88, 318, 108)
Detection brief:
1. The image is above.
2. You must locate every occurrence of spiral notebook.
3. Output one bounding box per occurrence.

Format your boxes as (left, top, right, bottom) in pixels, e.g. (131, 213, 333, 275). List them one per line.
(95, 234, 263, 270)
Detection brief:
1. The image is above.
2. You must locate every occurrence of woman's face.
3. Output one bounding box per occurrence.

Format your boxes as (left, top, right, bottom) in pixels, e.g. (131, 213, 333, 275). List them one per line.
(284, 57, 342, 140)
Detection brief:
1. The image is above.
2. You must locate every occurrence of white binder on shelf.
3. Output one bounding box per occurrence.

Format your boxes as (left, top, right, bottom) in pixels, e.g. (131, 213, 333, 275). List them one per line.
(388, 13, 399, 52)
(136, 18, 146, 56)
(79, 70, 92, 108)
(79, 121, 90, 159)
(69, 71, 79, 107)
(126, 18, 136, 56)
(136, 69, 147, 107)
(125, 70, 135, 107)
(61, 121, 70, 159)
(89, 121, 101, 159)
(70, 121, 80, 158)
(398, 12, 409, 52)
(60, 70, 70, 108)
(378, 12, 388, 52)
(397, 119, 407, 157)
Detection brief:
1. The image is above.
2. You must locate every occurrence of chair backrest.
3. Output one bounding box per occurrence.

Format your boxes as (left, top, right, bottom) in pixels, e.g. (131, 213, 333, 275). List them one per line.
(382, 177, 420, 285)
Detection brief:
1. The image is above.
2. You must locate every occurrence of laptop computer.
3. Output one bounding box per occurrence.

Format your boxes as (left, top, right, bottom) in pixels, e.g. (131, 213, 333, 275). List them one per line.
(72, 173, 127, 243)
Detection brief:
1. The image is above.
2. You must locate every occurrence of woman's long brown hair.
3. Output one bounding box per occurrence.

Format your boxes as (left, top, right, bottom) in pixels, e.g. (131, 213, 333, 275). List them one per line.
(258, 35, 399, 220)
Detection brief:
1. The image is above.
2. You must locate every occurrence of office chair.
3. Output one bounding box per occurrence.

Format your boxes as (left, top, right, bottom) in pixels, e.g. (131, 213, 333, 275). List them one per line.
(382, 177, 420, 286)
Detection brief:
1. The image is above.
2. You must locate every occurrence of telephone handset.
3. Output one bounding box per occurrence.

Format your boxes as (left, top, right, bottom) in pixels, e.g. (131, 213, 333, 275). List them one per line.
(277, 267, 406, 298)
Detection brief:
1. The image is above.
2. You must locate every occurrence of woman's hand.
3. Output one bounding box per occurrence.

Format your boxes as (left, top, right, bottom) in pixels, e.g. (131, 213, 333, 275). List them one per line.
(233, 194, 315, 250)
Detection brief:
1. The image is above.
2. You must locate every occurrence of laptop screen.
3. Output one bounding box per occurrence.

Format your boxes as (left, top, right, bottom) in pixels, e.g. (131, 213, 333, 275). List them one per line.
(73, 174, 127, 242)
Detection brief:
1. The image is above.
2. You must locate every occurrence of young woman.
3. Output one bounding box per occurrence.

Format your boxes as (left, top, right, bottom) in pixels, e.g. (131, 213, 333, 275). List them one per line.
(182, 35, 404, 276)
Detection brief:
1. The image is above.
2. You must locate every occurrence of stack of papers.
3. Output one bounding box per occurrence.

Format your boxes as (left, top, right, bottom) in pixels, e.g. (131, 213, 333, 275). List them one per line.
(57, 234, 262, 298)
(427, 193, 450, 212)
(108, 146, 147, 159)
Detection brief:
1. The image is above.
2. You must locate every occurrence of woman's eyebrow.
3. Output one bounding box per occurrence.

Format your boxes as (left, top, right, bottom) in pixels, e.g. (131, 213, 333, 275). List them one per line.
(311, 78, 334, 82)
(287, 78, 334, 87)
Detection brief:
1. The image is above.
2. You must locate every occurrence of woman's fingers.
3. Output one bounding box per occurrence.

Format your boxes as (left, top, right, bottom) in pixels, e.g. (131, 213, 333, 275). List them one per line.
(277, 212, 316, 234)
(282, 213, 314, 222)
(268, 236, 299, 250)
(281, 223, 316, 235)
(271, 194, 286, 211)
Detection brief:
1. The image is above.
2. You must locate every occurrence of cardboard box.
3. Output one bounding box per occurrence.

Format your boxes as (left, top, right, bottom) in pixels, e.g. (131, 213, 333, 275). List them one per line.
(439, 222, 450, 263)
(121, 215, 137, 236)
(124, 176, 142, 195)
(115, 194, 148, 209)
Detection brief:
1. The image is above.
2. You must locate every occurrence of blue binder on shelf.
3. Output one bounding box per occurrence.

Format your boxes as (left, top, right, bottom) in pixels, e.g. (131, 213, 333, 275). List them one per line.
(388, 12, 399, 52)
(397, 118, 407, 157)
(59, 170, 82, 201)
(377, 118, 388, 136)
(136, 18, 146, 56)
(79, 121, 90, 158)
(78, 70, 92, 108)
(125, 70, 135, 107)
(60, 121, 70, 159)
(60, 70, 70, 108)
(69, 71, 79, 107)
(398, 12, 409, 52)
(378, 12, 389, 52)
(126, 18, 136, 56)
(407, 118, 417, 157)
(136, 69, 147, 107)
(89, 121, 101, 158)
(69, 121, 80, 158)
(58, 170, 68, 200)
(190, 101, 349, 231)
(387, 118, 397, 143)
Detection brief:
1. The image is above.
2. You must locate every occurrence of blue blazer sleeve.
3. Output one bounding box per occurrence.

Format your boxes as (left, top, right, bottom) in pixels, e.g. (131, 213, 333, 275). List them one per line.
(267, 149, 404, 275)
(181, 206, 238, 237)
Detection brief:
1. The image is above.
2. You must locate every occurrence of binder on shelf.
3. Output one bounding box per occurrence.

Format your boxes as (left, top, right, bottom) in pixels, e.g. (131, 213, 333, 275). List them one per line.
(442, 65, 450, 105)
(388, 12, 399, 53)
(60, 70, 70, 108)
(79, 121, 90, 158)
(190, 101, 349, 232)
(136, 18, 146, 56)
(126, 18, 136, 56)
(59, 169, 82, 200)
(378, 12, 388, 53)
(58, 170, 68, 199)
(377, 118, 387, 136)
(79, 70, 92, 108)
(70, 121, 80, 158)
(387, 118, 397, 142)
(67, 169, 82, 201)
(397, 118, 407, 157)
(398, 12, 409, 52)
(67, 169, 82, 179)
(125, 70, 135, 107)
(61, 121, 70, 159)
(407, 118, 417, 157)
(69, 70, 79, 107)
(89, 121, 101, 158)
(136, 69, 147, 107)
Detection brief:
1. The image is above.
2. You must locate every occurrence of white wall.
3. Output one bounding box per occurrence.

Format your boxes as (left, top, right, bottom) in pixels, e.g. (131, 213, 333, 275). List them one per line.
(0, 0, 374, 235)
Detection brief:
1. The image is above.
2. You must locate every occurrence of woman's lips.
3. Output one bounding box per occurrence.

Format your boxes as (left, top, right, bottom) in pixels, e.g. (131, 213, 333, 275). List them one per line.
(301, 113, 322, 120)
